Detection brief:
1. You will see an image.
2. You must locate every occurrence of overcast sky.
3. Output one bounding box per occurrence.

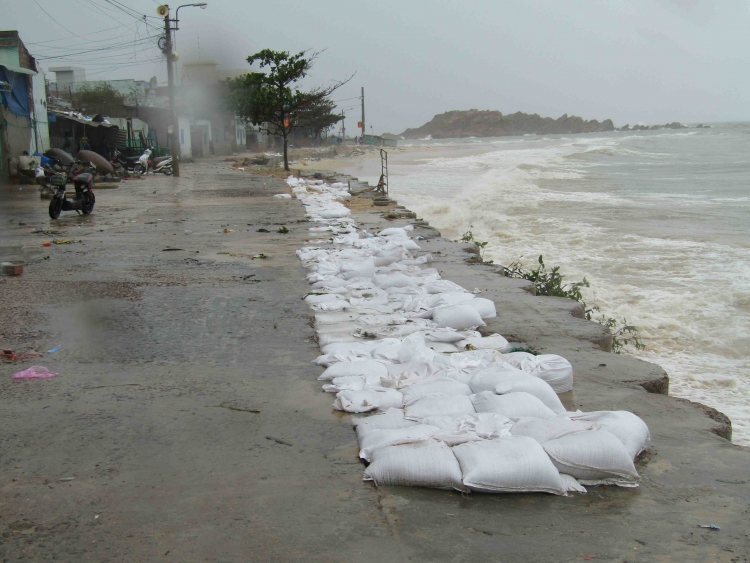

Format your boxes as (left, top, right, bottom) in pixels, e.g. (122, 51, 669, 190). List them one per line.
(5, 0, 750, 133)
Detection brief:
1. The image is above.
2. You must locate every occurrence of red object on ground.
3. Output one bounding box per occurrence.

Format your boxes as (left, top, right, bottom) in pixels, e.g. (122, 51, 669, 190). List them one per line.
(43, 242, 51, 247)
(13, 366, 59, 379)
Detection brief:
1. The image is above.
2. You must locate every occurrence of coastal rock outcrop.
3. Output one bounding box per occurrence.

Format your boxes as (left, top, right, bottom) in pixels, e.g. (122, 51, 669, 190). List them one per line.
(399, 109, 616, 139)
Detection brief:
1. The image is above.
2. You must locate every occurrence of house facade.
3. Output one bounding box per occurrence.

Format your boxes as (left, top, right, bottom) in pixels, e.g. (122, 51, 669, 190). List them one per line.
(0, 30, 50, 179)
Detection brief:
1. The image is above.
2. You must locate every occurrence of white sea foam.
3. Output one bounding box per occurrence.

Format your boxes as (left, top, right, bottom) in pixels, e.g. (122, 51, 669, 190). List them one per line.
(366, 126, 750, 445)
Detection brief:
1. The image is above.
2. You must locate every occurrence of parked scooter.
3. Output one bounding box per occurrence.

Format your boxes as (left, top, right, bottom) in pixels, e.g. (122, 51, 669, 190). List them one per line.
(132, 147, 152, 175)
(110, 149, 141, 173)
(152, 155, 173, 175)
(47, 160, 96, 219)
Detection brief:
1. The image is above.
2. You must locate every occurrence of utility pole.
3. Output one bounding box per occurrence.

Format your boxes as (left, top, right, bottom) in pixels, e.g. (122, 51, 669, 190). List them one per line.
(164, 12, 181, 176)
(361, 87, 365, 141)
(341, 110, 345, 142)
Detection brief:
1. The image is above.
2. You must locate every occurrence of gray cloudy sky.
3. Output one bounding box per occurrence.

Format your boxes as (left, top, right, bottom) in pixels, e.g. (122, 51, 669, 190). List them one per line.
(5, 0, 749, 133)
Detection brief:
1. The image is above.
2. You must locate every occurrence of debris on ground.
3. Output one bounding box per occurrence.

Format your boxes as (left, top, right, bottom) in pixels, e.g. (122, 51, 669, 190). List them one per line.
(13, 366, 59, 380)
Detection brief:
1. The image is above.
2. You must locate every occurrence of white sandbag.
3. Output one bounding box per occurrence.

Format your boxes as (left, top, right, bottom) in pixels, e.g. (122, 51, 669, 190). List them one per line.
(358, 424, 440, 462)
(396, 239, 421, 251)
(568, 411, 650, 459)
(469, 367, 566, 414)
(378, 227, 410, 237)
(461, 334, 509, 351)
(363, 440, 468, 491)
(433, 304, 486, 330)
(340, 258, 375, 280)
(453, 436, 566, 495)
(373, 273, 416, 289)
(322, 373, 384, 393)
(318, 333, 360, 347)
(354, 408, 418, 441)
(542, 430, 640, 487)
(511, 417, 596, 443)
(319, 341, 375, 356)
(397, 334, 437, 364)
(423, 328, 466, 343)
(404, 394, 476, 421)
(560, 473, 587, 494)
(470, 391, 556, 420)
(425, 342, 461, 354)
(463, 298, 497, 319)
(319, 208, 351, 219)
(333, 388, 404, 413)
(430, 412, 513, 446)
(508, 353, 574, 393)
(401, 377, 473, 405)
(423, 280, 466, 294)
(273, 193, 292, 199)
(314, 351, 371, 367)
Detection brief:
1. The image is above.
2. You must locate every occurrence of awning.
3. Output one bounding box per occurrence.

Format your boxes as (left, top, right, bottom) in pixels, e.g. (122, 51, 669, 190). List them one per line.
(0, 63, 36, 75)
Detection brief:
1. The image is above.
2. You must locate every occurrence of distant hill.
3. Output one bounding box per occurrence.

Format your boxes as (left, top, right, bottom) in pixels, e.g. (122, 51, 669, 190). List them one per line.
(399, 109, 615, 139)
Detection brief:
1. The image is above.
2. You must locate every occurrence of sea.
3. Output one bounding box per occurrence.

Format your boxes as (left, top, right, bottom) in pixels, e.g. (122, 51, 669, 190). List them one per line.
(342, 123, 750, 446)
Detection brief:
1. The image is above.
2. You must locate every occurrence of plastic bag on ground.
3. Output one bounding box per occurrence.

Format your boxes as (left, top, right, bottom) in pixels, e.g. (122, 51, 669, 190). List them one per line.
(542, 430, 640, 487)
(358, 424, 440, 462)
(13, 366, 58, 380)
(432, 304, 486, 330)
(364, 440, 468, 492)
(469, 367, 566, 414)
(401, 377, 474, 405)
(567, 411, 651, 459)
(404, 394, 476, 421)
(333, 388, 404, 413)
(470, 391, 556, 420)
(452, 436, 566, 495)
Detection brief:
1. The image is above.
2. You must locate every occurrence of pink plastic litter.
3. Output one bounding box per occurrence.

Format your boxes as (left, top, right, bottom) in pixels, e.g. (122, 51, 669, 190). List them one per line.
(13, 366, 59, 380)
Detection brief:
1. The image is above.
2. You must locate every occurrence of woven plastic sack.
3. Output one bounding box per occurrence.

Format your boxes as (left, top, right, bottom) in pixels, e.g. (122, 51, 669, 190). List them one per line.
(464, 298, 497, 319)
(469, 367, 566, 414)
(433, 304, 486, 330)
(453, 436, 566, 495)
(461, 334, 509, 351)
(470, 391, 556, 420)
(358, 424, 439, 461)
(354, 408, 417, 441)
(401, 377, 473, 405)
(505, 353, 574, 393)
(542, 430, 640, 487)
(364, 440, 468, 492)
(510, 417, 596, 443)
(322, 374, 383, 393)
(333, 388, 404, 413)
(568, 411, 650, 459)
(340, 258, 375, 280)
(404, 394, 476, 421)
(373, 273, 416, 289)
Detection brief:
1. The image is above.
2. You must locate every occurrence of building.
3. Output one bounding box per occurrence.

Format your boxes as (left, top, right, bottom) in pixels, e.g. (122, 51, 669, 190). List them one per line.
(0, 30, 50, 179)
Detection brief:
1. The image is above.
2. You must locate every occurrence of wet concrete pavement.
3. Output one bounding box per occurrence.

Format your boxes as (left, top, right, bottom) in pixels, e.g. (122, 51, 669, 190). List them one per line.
(1, 159, 749, 562)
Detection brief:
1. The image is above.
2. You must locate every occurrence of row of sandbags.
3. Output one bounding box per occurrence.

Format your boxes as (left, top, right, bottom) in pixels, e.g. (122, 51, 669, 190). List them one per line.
(287, 176, 650, 495)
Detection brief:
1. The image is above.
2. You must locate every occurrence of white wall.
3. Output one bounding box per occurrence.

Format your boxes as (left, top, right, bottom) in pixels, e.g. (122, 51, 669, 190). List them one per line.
(31, 70, 50, 153)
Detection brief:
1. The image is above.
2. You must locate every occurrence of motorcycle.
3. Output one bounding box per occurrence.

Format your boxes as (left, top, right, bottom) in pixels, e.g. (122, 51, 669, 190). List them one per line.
(110, 149, 141, 173)
(132, 147, 152, 175)
(47, 160, 96, 219)
(152, 155, 173, 175)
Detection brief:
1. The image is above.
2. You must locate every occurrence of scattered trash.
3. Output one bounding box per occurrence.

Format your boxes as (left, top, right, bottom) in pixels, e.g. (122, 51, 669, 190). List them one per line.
(716, 479, 749, 484)
(206, 404, 260, 413)
(223, 228, 234, 233)
(1, 262, 24, 276)
(52, 239, 81, 245)
(47, 346, 61, 354)
(42, 242, 51, 247)
(699, 524, 720, 530)
(58, 477, 74, 482)
(1, 350, 40, 362)
(13, 366, 59, 379)
(257, 228, 270, 233)
(266, 436, 293, 446)
(252, 254, 268, 260)
(162, 248, 185, 252)
(277, 226, 289, 234)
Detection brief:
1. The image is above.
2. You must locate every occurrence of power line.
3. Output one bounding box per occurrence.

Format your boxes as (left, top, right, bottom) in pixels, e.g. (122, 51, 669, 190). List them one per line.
(32, 0, 77, 37)
(26, 25, 127, 46)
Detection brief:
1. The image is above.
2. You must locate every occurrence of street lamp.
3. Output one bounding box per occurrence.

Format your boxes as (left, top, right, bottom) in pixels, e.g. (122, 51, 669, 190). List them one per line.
(158, 3, 208, 177)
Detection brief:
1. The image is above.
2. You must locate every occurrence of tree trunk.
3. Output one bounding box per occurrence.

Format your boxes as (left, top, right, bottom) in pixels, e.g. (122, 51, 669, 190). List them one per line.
(282, 129, 289, 171)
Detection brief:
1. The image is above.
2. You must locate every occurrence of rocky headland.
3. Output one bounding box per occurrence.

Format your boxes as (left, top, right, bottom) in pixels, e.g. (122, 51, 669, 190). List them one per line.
(399, 109, 693, 139)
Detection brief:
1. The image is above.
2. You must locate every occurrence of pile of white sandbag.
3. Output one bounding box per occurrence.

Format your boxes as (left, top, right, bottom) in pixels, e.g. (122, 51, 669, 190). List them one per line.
(288, 176, 650, 495)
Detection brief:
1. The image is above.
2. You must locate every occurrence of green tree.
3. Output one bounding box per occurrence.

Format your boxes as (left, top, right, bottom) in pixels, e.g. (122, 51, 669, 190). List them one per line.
(295, 97, 343, 143)
(228, 49, 350, 170)
(73, 83, 127, 117)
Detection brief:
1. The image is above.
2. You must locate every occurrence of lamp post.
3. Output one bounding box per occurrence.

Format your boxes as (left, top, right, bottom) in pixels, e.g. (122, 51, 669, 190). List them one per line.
(161, 3, 207, 177)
